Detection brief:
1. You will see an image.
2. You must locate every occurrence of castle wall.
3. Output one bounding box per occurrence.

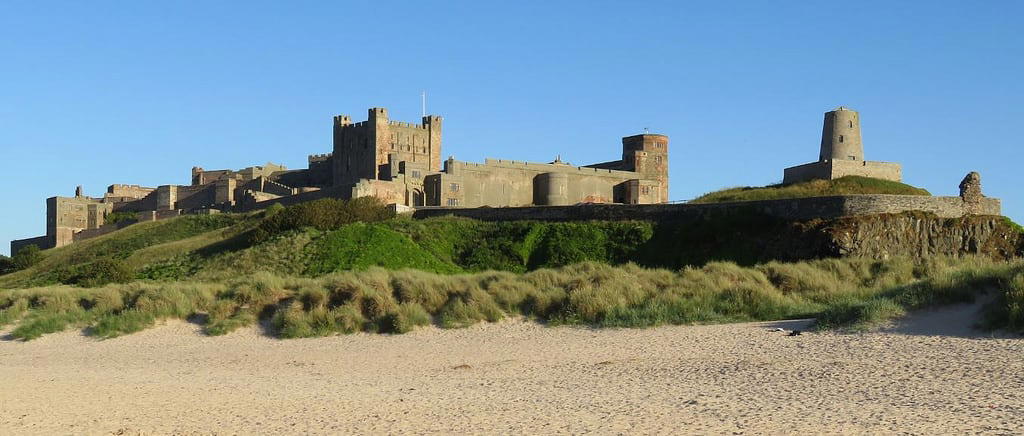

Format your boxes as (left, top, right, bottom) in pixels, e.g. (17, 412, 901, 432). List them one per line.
(72, 220, 137, 242)
(175, 184, 217, 211)
(10, 235, 54, 255)
(413, 194, 1001, 222)
(829, 160, 901, 182)
(105, 184, 155, 200)
(113, 191, 159, 213)
(192, 164, 287, 186)
(782, 162, 832, 184)
(429, 158, 656, 208)
(783, 160, 902, 184)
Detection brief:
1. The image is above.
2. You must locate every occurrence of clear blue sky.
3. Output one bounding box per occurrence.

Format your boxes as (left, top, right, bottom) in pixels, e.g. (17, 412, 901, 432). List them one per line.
(1, 1, 1021, 255)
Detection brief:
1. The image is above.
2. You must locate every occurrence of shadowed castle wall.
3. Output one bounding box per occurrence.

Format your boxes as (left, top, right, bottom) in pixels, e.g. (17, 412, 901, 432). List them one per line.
(413, 194, 1000, 222)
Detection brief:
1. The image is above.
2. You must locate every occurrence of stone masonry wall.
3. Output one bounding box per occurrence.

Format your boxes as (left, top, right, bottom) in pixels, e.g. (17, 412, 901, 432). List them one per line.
(829, 160, 902, 181)
(413, 194, 1001, 222)
(826, 214, 1021, 260)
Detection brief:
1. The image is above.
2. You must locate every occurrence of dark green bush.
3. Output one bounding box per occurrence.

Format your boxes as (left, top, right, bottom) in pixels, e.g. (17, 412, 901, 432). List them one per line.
(0, 255, 14, 275)
(12, 245, 43, 270)
(305, 223, 459, 275)
(106, 211, 139, 225)
(60, 259, 135, 288)
(250, 197, 394, 244)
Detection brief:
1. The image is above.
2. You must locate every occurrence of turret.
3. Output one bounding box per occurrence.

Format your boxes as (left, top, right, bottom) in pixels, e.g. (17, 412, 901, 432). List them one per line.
(819, 106, 863, 162)
(621, 133, 669, 203)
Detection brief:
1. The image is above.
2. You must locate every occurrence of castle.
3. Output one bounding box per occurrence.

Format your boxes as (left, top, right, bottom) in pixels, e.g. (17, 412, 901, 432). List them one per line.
(10, 107, 669, 253)
(11, 105, 1001, 256)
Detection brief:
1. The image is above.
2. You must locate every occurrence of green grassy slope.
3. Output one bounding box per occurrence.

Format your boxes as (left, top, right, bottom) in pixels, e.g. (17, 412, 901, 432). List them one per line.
(1, 198, 1021, 340)
(0, 214, 248, 289)
(691, 176, 931, 204)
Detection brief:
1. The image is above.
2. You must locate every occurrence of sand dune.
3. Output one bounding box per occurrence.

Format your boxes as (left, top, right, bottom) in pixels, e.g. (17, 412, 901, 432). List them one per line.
(1, 317, 1022, 435)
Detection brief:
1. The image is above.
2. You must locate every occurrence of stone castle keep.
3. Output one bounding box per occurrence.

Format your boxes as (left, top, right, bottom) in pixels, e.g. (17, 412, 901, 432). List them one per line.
(11, 107, 669, 253)
(9, 105, 1001, 255)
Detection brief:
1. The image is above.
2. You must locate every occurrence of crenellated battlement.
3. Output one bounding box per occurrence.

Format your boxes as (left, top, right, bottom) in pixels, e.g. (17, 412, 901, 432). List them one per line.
(308, 153, 333, 164)
(107, 184, 152, 192)
(387, 120, 427, 129)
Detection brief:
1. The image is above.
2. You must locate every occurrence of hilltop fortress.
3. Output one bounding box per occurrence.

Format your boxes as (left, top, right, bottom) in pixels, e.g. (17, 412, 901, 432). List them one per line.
(11, 107, 669, 253)
(10, 106, 1002, 255)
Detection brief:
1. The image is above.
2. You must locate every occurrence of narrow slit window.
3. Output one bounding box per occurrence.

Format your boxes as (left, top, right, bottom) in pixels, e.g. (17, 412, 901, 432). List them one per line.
(839, 135, 844, 143)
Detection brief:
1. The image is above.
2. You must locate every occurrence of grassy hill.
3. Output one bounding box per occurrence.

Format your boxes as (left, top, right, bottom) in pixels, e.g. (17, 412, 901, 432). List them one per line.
(1, 197, 1021, 340)
(690, 176, 931, 204)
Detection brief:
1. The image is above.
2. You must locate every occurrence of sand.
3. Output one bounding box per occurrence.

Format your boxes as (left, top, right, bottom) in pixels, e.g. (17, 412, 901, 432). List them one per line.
(1, 311, 1022, 435)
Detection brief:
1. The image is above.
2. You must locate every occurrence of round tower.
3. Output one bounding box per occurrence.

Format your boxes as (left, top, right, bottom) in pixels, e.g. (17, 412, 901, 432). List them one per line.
(818, 106, 863, 162)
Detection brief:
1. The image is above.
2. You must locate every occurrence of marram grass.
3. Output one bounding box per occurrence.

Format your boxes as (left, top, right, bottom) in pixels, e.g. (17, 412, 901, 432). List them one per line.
(2, 255, 1022, 340)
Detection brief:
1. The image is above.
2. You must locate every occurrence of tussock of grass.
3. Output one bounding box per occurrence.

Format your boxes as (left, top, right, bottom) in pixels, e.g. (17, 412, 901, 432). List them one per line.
(2, 256, 1022, 340)
(691, 176, 931, 204)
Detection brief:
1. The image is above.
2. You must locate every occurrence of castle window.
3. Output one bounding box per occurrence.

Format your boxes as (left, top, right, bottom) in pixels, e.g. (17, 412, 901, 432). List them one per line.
(447, 198, 459, 207)
(849, 121, 853, 128)
(641, 186, 650, 195)
(450, 183, 460, 192)
(839, 135, 844, 143)
(412, 170, 421, 179)
(655, 156, 662, 163)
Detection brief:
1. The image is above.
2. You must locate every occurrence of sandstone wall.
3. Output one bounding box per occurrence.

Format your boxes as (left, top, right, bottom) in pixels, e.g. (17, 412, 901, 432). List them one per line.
(830, 160, 901, 181)
(783, 160, 901, 184)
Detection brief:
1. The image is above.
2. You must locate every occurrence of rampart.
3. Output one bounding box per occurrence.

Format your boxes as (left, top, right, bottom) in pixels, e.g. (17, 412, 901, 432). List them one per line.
(412, 194, 1001, 222)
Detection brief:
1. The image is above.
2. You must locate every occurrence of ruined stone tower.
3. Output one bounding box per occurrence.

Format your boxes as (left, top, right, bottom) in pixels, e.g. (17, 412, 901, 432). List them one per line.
(783, 106, 901, 184)
(819, 106, 864, 162)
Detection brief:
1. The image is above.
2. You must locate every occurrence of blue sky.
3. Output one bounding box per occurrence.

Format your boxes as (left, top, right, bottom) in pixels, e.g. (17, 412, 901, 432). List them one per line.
(1, 1, 1021, 255)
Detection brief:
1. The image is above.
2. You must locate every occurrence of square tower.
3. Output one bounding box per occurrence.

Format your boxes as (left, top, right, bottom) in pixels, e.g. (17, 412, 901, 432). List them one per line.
(332, 107, 442, 187)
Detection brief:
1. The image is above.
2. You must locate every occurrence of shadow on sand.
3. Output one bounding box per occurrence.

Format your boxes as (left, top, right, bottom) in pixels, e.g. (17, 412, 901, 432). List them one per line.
(879, 298, 1017, 339)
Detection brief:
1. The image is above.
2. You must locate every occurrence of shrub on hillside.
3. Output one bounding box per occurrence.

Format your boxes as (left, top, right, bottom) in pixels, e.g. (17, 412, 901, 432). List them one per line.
(387, 218, 656, 273)
(250, 197, 394, 244)
(106, 211, 139, 225)
(305, 223, 459, 275)
(58, 259, 135, 288)
(264, 202, 285, 218)
(12, 245, 43, 270)
(0, 255, 14, 275)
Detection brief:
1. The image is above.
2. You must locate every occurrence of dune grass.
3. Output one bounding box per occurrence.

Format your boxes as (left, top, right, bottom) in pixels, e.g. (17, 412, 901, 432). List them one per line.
(690, 176, 931, 204)
(2, 256, 1021, 340)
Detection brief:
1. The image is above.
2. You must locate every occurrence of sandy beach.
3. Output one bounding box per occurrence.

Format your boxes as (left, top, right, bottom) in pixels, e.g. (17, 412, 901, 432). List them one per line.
(1, 307, 1022, 435)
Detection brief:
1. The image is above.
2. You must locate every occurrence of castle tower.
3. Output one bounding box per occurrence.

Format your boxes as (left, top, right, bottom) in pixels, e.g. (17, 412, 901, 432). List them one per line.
(621, 133, 669, 203)
(818, 106, 863, 162)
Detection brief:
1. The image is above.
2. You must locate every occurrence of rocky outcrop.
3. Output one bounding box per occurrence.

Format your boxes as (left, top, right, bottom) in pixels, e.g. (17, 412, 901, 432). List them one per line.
(824, 213, 1021, 260)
